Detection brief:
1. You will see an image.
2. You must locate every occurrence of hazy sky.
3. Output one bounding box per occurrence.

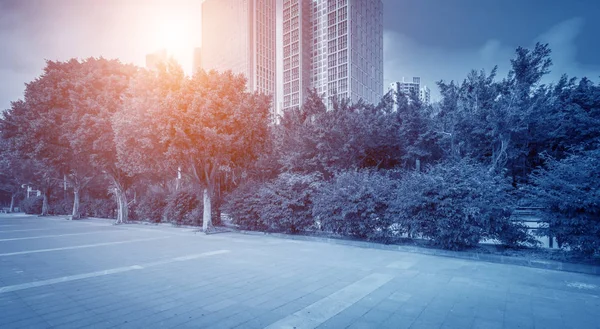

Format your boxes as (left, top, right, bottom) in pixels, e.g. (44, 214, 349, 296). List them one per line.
(1, 0, 599, 111)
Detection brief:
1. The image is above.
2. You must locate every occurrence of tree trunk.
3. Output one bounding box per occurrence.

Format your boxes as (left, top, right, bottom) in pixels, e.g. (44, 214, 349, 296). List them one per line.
(41, 192, 49, 216)
(9, 193, 15, 213)
(121, 191, 129, 223)
(71, 189, 80, 220)
(114, 188, 129, 225)
(202, 188, 212, 233)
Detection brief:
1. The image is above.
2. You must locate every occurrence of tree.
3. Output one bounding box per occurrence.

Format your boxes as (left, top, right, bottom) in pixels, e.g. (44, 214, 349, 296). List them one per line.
(530, 144, 600, 255)
(435, 43, 555, 184)
(115, 67, 271, 232)
(0, 59, 136, 220)
(0, 145, 29, 212)
(276, 90, 404, 177)
(60, 58, 136, 222)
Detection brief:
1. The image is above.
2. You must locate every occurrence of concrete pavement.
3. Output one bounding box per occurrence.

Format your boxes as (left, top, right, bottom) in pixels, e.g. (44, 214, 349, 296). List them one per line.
(0, 213, 599, 328)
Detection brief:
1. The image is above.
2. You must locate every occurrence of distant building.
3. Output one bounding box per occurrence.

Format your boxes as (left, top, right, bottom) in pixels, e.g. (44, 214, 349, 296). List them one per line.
(145, 48, 168, 70)
(389, 77, 431, 110)
(201, 0, 277, 117)
(192, 47, 202, 75)
(419, 85, 431, 105)
(282, 0, 384, 111)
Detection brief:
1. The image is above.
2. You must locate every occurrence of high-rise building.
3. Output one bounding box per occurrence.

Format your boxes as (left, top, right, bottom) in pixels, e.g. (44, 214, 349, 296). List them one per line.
(201, 0, 277, 115)
(145, 48, 168, 70)
(282, 0, 383, 112)
(389, 77, 431, 110)
(419, 85, 431, 105)
(192, 47, 202, 75)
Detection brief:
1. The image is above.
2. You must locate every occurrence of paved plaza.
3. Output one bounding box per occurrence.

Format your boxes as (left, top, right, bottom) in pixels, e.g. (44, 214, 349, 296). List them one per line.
(0, 213, 599, 329)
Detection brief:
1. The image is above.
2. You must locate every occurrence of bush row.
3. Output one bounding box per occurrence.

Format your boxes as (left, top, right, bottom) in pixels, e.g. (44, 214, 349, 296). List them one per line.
(224, 161, 538, 250)
(132, 188, 203, 226)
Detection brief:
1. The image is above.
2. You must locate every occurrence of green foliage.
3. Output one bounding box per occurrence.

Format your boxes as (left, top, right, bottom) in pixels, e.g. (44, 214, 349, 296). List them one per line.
(388, 161, 532, 250)
(21, 196, 43, 215)
(531, 146, 600, 255)
(277, 90, 406, 178)
(133, 190, 168, 223)
(313, 170, 396, 242)
(222, 181, 267, 231)
(223, 173, 321, 233)
(80, 198, 115, 219)
(163, 188, 202, 225)
(49, 197, 74, 216)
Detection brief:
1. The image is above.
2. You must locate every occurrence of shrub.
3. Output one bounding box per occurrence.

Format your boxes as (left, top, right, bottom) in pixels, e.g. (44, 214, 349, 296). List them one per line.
(49, 197, 73, 216)
(22, 196, 43, 215)
(313, 170, 396, 242)
(259, 173, 321, 233)
(531, 147, 600, 255)
(80, 198, 115, 219)
(134, 190, 168, 223)
(163, 188, 202, 225)
(223, 173, 321, 233)
(388, 160, 533, 250)
(222, 181, 268, 231)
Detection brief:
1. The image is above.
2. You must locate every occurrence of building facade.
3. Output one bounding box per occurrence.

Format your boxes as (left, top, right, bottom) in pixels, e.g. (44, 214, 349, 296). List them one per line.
(389, 77, 431, 110)
(282, 0, 383, 112)
(192, 47, 202, 75)
(201, 0, 277, 113)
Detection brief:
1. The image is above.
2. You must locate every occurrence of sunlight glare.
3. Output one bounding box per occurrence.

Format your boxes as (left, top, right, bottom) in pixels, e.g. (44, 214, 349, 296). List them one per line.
(157, 20, 190, 53)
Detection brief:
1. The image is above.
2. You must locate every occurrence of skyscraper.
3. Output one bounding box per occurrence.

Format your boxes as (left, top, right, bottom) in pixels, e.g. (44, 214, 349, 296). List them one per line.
(201, 0, 276, 114)
(282, 0, 383, 112)
(192, 47, 202, 75)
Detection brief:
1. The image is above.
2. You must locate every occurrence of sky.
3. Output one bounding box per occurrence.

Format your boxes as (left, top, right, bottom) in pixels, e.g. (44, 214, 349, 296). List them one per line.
(1, 0, 599, 111)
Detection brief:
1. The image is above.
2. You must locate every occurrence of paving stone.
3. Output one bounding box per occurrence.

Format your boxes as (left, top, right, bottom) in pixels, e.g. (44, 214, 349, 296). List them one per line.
(1, 214, 600, 329)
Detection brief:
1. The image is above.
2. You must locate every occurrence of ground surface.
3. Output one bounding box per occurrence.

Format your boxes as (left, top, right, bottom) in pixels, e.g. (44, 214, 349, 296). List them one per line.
(1, 213, 599, 329)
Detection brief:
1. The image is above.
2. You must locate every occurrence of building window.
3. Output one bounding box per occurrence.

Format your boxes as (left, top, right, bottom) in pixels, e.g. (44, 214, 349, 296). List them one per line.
(328, 53, 337, 67)
(328, 1, 336, 13)
(339, 78, 348, 92)
(328, 81, 337, 95)
(338, 49, 348, 63)
(338, 36, 347, 49)
(338, 64, 347, 78)
(338, 21, 347, 36)
(328, 12, 336, 26)
(328, 25, 336, 40)
(328, 67, 337, 82)
(338, 5, 347, 21)
(292, 67, 299, 80)
(328, 39, 337, 53)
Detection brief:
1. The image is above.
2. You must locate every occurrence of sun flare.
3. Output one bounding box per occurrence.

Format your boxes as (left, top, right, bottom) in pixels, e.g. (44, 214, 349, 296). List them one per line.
(156, 20, 191, 52)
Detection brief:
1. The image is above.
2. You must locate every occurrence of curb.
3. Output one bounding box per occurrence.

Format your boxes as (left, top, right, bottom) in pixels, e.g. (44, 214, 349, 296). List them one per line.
(53, 215, 600, 276)
(234, 230, 600, 276)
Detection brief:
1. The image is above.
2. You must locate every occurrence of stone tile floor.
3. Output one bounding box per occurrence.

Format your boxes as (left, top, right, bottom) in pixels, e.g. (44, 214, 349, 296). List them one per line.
(0, 213, 599, 328)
